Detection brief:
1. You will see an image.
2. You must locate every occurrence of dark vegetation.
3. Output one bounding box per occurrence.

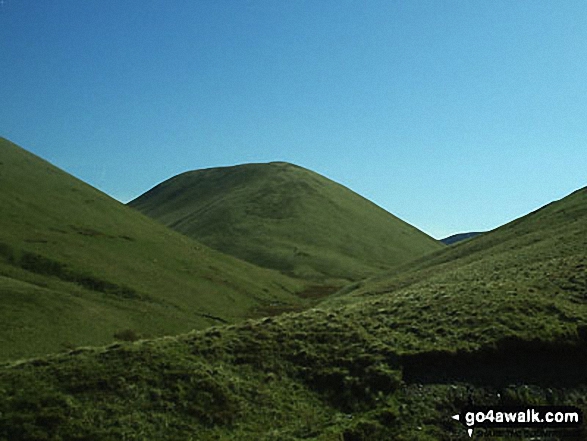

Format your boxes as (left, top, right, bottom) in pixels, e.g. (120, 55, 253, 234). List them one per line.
(5, 247, 140, 300)
(0, 136, 586, 439)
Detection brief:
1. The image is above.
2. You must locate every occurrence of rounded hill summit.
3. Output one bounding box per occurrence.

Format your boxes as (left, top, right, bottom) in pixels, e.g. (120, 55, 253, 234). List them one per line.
(129, 162, 443, 282)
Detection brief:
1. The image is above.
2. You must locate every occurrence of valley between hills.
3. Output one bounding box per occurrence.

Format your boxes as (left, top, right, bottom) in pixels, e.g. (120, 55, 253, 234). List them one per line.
(0, 136, 586, 440)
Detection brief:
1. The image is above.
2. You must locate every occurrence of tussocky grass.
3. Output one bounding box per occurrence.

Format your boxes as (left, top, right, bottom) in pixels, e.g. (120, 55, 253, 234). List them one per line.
(0, 182, 586, 439)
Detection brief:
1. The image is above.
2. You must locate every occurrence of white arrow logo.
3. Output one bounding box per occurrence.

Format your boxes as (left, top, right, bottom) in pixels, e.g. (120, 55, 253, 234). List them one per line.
(452, 414, 473, 437)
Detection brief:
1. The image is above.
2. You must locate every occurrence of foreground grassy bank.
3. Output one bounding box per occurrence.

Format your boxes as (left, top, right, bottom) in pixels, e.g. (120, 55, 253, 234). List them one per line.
(2, 295, 587, 440)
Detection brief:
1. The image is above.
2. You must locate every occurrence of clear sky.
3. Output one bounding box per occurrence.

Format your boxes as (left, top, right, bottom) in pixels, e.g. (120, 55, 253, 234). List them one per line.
(1, 1, 585, 239)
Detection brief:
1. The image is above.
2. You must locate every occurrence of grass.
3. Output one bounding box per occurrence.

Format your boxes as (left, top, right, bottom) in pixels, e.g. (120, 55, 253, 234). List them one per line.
(0, 137, 307, 361)
(0, 183, 586, 439)
(1, 136, 586, 439)
(128, 161, 444, 283)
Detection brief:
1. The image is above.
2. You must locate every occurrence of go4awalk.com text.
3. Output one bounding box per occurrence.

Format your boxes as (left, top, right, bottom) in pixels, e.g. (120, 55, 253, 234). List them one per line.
(452, 405, 583, 437)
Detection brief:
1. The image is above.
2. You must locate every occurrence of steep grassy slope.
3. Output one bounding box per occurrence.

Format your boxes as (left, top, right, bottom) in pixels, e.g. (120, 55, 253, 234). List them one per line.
(332, 185, 587, 306)
(129, 162, 443, 282)
(1, 185, 585, 439)
(0, 137, 304, 361)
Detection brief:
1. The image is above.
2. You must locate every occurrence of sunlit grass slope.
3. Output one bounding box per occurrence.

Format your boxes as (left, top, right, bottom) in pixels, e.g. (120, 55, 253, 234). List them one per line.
(0, 137, 304, 361)
(1, 184, 585, 439)
(332, 184, 587, 310)
(129, 162, 443, 283)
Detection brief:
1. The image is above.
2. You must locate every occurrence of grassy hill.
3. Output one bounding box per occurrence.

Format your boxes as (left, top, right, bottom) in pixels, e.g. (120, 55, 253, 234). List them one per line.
(440, 231, 482, 245)
(335, 184, 587, 304)
(1, 177, 585, 439)
(0, 137, 305, 361)
(128, 162, 443, 283)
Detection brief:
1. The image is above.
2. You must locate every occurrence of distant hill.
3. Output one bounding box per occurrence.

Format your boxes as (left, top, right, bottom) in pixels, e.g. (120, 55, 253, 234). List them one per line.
(440, 231, 482, 245)
(2, 184, 586, 439)
(0, 137, 304, 361)
(129, 162, 443, 282)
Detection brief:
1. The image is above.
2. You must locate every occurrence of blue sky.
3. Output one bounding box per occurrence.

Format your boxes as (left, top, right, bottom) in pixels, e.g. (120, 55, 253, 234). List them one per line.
(1, 1, 586, 239)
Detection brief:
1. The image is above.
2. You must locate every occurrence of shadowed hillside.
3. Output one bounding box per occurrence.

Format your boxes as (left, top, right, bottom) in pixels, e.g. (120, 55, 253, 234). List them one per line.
(129, 162, 443, 282)
(0, 137, 304, 361)
(440, 231, 482, 245)
(1, 178, 585, 439)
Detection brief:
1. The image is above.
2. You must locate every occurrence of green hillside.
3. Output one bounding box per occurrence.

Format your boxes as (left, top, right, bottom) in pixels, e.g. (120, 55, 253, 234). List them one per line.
(0, 137, 304, 361)
(333, 185, 587, 305)
(129, 162, 443, 283)
(1, 180, 585, 439)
